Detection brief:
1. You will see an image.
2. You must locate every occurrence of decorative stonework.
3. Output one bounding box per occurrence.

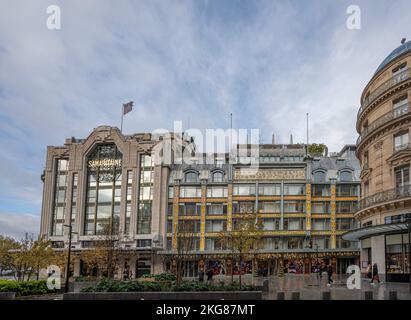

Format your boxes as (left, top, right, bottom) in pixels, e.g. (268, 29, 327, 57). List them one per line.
(234, 168, 305, 180)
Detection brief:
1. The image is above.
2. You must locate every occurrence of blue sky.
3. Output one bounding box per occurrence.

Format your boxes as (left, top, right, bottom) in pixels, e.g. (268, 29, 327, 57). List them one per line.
(0, 0, 410, 238)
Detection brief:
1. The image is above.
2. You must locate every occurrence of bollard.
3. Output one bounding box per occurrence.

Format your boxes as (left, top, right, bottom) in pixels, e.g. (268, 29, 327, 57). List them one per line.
(388, 291, 398, 300)
(291, 292, 300, 300)
(322, 291, 331, 300)
(364, 291, 373, 300)
(277, 292, 285, 300)
(262, 279, 269, 292)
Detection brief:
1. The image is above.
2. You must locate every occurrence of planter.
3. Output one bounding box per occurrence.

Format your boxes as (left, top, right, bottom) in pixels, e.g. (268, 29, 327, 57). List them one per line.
(63, 291, 262, 300)
(0, 292, 16, 300)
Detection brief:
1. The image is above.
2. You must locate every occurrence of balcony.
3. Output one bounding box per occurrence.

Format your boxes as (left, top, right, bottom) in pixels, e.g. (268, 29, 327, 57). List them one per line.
(357, 103, 410, 145)
(359, 184, 411, 211)
(357, 68, 411, 119)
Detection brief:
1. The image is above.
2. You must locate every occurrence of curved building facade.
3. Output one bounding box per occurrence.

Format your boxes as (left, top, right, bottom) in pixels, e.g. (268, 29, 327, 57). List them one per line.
(344, 40, 411, 282)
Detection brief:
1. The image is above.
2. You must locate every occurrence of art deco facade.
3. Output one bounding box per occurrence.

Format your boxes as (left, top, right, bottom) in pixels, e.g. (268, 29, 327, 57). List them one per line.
(40, 125, 360, 278)
(343, 40, 411, 282)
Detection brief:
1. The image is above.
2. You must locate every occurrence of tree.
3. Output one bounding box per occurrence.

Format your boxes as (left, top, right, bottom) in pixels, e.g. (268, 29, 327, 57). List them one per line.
(172, 220, 196, 285)
(221, 216, 263, 288)
(308, 143, 327, 156)
(0, 235, 19, 275)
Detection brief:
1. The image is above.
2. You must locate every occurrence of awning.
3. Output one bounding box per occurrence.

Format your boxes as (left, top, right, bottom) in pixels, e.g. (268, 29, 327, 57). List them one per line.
(342, 222, 410, 241)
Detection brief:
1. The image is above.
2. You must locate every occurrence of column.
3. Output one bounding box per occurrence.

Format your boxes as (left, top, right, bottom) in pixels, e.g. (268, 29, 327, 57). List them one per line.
(306, 183, 311, 231)
(227, 183, 233, 231)
(330, 182, 336, 249)
(199, 182, 207, 251)
(172, 183, 180, 250)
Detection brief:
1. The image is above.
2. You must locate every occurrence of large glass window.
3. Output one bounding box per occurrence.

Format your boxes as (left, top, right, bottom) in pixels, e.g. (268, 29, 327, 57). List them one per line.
(311, 201, 330, 214)
(185, 171, 199, 183)
(205, 220, 226, 232)
(233, 201, 255, 214)
(233, 184, 256, 196)
(84, 145, 122, 235)
(336, 184, 359, 196)
(180, 186, 202, 198)
(206, 203, 227, 215)
(393, 95, 408, 117)
(125, 170, 133, 234)
(261, 219, 280, 231)
(137, 154, 154, 234)
(70, 173, 78, 230)
(207, 186, 227, 198)
(386, 234, 410, 275)
(283, 201, 305, 213)
(284, 184, 305, 195)
(52, 159, 69, 236)
(312, 184, 330, 197)
(258, 201, 280, 213)
(258, 184, 281, 196)
(311, 219, 330, 230)
(336, 201, 358, 213)
(179, 203, 201, 216)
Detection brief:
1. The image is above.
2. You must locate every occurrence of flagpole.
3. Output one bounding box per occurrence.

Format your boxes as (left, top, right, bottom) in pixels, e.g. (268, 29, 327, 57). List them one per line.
(121, 104, 124, 133)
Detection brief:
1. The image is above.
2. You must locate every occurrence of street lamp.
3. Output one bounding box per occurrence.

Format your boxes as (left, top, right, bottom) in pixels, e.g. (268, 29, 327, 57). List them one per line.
(63, 224, 78, 293)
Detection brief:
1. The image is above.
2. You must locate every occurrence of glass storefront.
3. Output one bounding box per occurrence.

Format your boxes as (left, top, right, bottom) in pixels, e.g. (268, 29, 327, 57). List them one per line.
(385, 233, 410, 282)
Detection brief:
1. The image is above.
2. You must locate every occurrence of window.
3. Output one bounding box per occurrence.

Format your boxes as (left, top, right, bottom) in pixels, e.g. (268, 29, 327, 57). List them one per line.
(312, 185, 330, 197)
(179, 203, 201, 216)
(179, 220, 201, 233)
(283, 201, 305, 213)
(233, 202, 255, 214)
(339, 170, 353, 182)
(205, 238, 226, 251)
(311, 201, 330, 214)
(386, 233, 410, 275)
(205, 220, 226, 232)
(258, 184, 281, 196)
(125, 170, 133, 234)
(336, 201, 358, 213)
(212, 171, 224, 182)
(336, 184, 359, 196)
(393, 95, 408, 117)
(52, 159, 69, 236)
(312, 219, 330, 230)
(287, 238, 303, 249)
(137, 239, 152, 248)
(70, 173, 78, 230)
(137, 154, 154, 234)
(394, 131, 409, 151)
(258, 201, 280, 213)
(233, 184, 256, 196)
(84, 145, 122, 236)
(284, 184, 305, 195)
(180, 186, 202, 198)
(336, 218, 356, 230)
(284, 218, 305, 230)
(206, 204, 227, 215)
(185, 171, 199, 183)
(395, 165, 410, 189)
(313, 170, 326, 182)
(207, 186, 227, 198)
(262, 219, 280, 230)
(392, 62, 407, 76)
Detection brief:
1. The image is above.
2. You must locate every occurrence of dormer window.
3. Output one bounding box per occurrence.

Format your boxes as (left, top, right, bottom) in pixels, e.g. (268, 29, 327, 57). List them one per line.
(339, 170, 353, 182)
(392, 62, 407, 76)
(212, 171, 224, 182)
(313, 170, 326, 183)
(185, 171, 199, 183)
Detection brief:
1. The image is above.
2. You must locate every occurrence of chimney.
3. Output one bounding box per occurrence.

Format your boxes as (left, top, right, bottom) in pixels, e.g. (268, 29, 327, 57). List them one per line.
(272, 134, 276, 145)
(290, 134, 293, 145)
(401, 38, 406, 44)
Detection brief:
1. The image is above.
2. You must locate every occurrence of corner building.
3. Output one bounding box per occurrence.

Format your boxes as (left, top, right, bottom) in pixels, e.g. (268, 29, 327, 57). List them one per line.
(343, 41, 411, 282)
(40, 126, 360, 277)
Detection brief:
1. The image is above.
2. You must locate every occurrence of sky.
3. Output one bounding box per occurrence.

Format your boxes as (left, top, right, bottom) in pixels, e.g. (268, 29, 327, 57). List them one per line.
(0, 0, 410, 238)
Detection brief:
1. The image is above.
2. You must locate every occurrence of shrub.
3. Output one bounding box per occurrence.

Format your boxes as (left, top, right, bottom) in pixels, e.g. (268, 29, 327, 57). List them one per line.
(153, 272, 176, 281)
(0, 280, 55, 297)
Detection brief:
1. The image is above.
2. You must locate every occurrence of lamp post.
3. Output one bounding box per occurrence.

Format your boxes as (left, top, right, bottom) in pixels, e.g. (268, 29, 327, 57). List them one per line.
(63, 224, 78, 293)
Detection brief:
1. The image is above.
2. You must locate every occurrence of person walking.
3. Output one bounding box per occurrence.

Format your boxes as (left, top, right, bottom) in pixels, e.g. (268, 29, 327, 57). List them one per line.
(327, 264, 333, 286)
(206, 267, 214, 283)
(315, 261, 321, 280)
(198, 269, 204, 282)
(366, 263, 372, 280)
(370, 263, 380, 285)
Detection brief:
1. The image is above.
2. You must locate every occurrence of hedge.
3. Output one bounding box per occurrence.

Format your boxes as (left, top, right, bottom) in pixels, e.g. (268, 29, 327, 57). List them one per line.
(0, 280, 56, 297)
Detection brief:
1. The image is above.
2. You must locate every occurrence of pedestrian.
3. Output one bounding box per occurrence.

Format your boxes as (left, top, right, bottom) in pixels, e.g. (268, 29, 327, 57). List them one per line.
(315, 262, 321, 280)
(366, 263, 372, 279)
(199, 269, 204, 282)
(206, 268, 214, 283)
(370, 263, 380, 284)
(327, 264, 333, 286)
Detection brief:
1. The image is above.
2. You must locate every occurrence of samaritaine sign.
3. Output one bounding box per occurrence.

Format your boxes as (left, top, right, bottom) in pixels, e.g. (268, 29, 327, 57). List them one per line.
(87, 158, 122, 169)
(234, 168, 305, 180)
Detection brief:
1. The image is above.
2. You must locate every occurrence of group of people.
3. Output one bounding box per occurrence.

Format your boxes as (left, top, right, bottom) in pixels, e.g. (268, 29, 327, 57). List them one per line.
(198, 267, 215, 283)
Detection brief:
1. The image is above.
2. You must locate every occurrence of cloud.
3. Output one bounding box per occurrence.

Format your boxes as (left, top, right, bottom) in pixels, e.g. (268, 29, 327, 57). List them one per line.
(0, 0, 410, 223)
(0, 213, 40, 239)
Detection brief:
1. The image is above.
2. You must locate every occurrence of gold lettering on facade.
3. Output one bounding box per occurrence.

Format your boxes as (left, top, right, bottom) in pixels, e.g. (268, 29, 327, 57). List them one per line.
(88, 159, 122, 169)
(234, 169, 305, 180)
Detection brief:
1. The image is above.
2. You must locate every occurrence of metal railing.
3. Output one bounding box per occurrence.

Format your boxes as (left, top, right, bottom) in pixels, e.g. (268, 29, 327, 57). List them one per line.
(360, 184, 411, 210)
(358, 68, 411, 119)
(357, 104, 410, 145)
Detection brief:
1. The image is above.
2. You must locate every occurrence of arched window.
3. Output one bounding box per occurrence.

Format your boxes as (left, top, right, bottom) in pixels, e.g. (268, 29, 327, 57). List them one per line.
(339, 170, 353, 182)
(185, 171, 199, 183)
(212, 171, 224, 182)
(313, 170, 326, 183)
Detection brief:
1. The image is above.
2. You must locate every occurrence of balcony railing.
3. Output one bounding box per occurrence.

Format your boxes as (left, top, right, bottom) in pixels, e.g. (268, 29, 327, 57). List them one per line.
(357, 104, 410, 145)
(358, 68, 411, 119)
(360, 184, 411, 210)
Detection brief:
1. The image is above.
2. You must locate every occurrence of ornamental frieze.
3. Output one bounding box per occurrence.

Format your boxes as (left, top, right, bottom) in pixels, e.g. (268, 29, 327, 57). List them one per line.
(234, 168, 305, 180)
